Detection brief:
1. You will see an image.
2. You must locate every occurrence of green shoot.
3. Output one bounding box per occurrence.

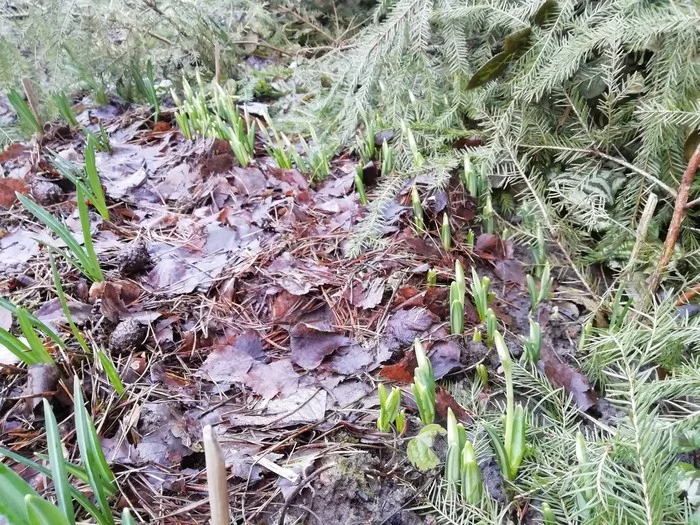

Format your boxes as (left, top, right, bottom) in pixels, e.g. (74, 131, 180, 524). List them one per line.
(0, 448, 105, 523)
(451, 261, 466, 335)
(441, 213, 451, 251)
(476, 363, 488, 388)
(50, 254, 91, 356)
(485, 331, 527, 482)
(466, 229, 475, 251)
(131, 60, 159, 122)
(18, 189, 104, 282)
(578, 320, 592, 350)
(542, 502, 556, 525)
(96, 348, 126, 396)
(610, 285, 632, 331)
(522, 318, 542, 363)
(411, 186, 425, 236)
(355, 167, 368, 205)
(527, 260, 553, 311)
(463, 154, 479, 199)
(26, 494, 72, 525)
(381, 140, 393, 175)
(357, 116, 377, 164)
(63, 46, 108, 105)
(575, 432, 595, 507)
(122, 509, 137, 525)
(485, 308, 497, 347)
(450, 282, 464, 336)
(532, 226, 547, 276)
(8, 88, 42, 135)
(482, 194, 494, 234)
(427, 268, 437, 287)
(377, 383, 401, 432)
(54, 91, 79, 128)
(445, 408, 466, 483)
(73, 380, 117, 523)
(395, 409, 407, 435)
(402, 121, 424, 167)
(412, 339, 435, 424)
(461, 441, 482, 504)
(470, 268, 491, 323)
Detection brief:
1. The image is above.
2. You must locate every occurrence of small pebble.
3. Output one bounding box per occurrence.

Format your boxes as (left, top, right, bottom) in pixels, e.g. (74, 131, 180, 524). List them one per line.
(110, 319, 148, 353)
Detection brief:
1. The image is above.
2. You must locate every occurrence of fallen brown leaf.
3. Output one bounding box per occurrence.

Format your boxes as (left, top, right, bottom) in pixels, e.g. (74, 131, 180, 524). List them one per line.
(435, 386, 471, 423)
(0, 178, 28, 208)
(539, 346, 598, 411)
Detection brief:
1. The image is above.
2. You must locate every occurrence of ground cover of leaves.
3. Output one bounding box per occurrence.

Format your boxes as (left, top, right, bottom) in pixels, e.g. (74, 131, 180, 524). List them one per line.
(0, 102, 601, 524)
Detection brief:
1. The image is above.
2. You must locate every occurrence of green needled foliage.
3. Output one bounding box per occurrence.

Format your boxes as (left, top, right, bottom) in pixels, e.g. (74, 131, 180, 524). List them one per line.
(412, 339, 435, 424)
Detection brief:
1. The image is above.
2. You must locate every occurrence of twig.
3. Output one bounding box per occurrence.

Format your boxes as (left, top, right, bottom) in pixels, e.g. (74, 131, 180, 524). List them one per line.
(648, 142, 700, 293)
(278, 6, 337, 43)
(203, 425, 230, 525)
(214, 42, 221, 85)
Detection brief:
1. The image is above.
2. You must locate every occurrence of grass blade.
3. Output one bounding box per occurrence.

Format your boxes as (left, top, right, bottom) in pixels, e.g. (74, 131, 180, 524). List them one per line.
(0, 447, 105, 523)
(73, 381, 116, 524)
(49, 255, 91, 355)
(25, 494, 72, 525)
(0, 326, 37, 365)
(96, 349, 125, 396)
(0, 461, 39, 523)
(16, 308, 54, 364)
(121, 509, 136, 525)
(43, 399, 75, 524)
(77, 187, 103, 282)
(8, 88, 42, 134)
(83, 138, 109, 220)
(16, 193, 97, 281)
(0, 298, 66, 350)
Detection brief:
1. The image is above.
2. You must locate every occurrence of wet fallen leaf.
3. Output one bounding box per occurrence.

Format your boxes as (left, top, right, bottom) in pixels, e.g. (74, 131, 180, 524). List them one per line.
(136, 403, 194, 467)
(475, 233, 513, 260)
(347, 277, 385, 309)
(35, 297, 92, 327)
(429, 340, 463, 379)
(539, 346, 598, 411)
(290, 316, 353, 370)
(196, 331, 265, 384)
(227, 387, 327, 428)
(377, 307, 438, 362)
(380, 352, 417, 384)
(320, 344, 376, 375)
(244, 358, 300, 400)
(494, 259, 526, 286)
(435, 386, 471, 423)
(0, 178, 28, 208)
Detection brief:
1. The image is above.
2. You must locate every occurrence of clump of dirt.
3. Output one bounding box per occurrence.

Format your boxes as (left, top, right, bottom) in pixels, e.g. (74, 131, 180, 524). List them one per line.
(286, 453, 425, 525)
(110, 319, 148, 353)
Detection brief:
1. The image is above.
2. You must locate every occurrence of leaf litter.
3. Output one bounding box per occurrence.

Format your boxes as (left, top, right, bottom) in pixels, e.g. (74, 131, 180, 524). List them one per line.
(0, 99, 604, 523)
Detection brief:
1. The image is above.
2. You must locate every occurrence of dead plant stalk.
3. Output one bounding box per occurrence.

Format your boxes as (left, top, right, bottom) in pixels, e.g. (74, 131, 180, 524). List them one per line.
(649, 142, 700, 293)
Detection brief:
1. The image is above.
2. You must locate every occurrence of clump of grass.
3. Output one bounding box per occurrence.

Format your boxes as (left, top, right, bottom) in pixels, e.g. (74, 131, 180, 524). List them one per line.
(470, 268, 492, 323)
(526, 261, 552, 312)
(8, 88, 42, 135)
(53, 91, 79, 128)
(377, 383, 401, 433)
(18, 188, 104, 282)
(0, 308, 55, 366)
(131, 60, 160, 122)
(412, 186, 425, 236)
(450, 261, 466, 335)
(0, 380, 119, 524)
(355, 167, 368, 205)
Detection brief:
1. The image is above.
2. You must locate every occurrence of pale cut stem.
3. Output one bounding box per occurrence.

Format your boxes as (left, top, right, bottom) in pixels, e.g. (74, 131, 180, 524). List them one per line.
(203, 425, 230, 525)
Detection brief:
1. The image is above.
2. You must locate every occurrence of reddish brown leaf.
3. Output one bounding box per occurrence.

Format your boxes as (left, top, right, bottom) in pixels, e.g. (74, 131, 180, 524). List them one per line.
(474, 234, 513, 260)
(0, 143, 27, 163)
(540, 346, 598, 411)
(380, 352, 417, 384)
(0, 178, 28, 208)
(436, 386, 471, 423)
(494, 259, 526, 286)
(100, 282, 128, 322)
